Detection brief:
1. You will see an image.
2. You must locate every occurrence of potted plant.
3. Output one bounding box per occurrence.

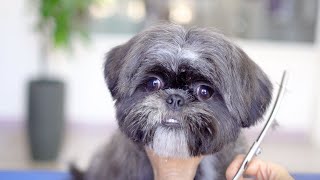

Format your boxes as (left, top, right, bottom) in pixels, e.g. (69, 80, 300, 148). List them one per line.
(28, 0, 98, 161)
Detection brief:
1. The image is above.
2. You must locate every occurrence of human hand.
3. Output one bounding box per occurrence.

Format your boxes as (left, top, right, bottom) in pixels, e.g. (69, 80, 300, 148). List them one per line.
(226, 155, 294, 180)
(145, 147, 203, 180)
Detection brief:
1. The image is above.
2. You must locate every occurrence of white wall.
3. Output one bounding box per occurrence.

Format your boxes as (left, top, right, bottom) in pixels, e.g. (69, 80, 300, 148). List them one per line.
(1, 0, 320, 144)
(238, 41, 320, 133)
(0, 0, 38, 119)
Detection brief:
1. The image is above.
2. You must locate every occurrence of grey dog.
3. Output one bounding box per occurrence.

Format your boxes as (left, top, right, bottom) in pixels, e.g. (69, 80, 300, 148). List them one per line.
(73, 24, 273, 180)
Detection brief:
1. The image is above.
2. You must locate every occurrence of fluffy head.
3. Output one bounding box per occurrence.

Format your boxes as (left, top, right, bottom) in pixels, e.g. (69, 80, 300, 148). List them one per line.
(104, 24, 272, 157)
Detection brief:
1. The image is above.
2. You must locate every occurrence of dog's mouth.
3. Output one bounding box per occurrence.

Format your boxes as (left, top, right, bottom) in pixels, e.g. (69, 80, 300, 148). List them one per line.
(161, 118, 182, 128)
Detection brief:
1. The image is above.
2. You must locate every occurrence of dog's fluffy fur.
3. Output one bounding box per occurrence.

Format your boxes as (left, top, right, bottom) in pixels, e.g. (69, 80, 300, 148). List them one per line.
(77, 24, 273, 180)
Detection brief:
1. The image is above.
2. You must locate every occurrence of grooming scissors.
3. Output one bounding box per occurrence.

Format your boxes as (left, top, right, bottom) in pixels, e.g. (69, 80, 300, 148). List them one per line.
(232, 71, 289, 180)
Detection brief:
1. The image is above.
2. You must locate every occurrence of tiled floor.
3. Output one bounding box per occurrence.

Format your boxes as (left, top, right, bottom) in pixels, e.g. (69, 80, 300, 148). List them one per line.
(0, 121, 319, 173)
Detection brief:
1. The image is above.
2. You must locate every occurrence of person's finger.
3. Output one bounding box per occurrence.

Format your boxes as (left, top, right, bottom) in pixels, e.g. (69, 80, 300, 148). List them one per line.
(248, 159, 269, 179)
(226, 154, 271, 180)
(245, 158, 294, 180)
(225, 154, 246, 180)
(226, 154, 294, 180)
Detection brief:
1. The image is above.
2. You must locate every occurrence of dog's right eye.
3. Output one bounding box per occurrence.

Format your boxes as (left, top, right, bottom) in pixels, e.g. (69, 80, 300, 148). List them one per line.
(146, 77, 163, 92)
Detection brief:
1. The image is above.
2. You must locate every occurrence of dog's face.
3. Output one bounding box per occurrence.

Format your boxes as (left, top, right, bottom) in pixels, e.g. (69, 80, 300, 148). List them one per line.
(104, 24, 272, 158)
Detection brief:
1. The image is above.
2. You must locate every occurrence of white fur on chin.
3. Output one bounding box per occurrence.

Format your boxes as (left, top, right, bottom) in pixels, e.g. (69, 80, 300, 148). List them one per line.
(150, 127, 190, 158)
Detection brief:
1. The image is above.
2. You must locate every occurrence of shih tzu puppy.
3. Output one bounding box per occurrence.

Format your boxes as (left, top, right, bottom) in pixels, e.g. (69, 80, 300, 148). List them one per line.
(74, 23, 273, 180)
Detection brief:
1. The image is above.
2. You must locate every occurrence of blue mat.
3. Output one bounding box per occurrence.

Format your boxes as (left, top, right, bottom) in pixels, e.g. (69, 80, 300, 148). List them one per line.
(292, 173, 320, 180)
(0, 171, 71, 180)
(0, 171, 319, 180)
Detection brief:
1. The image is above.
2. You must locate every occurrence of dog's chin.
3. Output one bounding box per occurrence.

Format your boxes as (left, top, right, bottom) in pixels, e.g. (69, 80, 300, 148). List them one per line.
(148, 126, 190, 158)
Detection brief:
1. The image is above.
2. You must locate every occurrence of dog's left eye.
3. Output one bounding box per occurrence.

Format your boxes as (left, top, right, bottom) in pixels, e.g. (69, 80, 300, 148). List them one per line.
(146, 77, 163, 92)
(196, 85, 213, 100)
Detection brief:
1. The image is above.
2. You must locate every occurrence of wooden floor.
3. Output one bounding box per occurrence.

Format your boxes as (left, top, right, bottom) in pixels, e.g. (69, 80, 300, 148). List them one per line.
(0, 121, 319, 173)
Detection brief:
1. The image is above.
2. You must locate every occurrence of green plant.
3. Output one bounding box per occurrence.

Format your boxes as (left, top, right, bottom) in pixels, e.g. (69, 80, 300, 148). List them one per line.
(38, 0, 99, 48)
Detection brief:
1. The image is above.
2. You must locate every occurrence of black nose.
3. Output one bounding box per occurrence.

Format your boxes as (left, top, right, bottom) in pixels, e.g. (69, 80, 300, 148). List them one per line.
(166, 94, 185, 110)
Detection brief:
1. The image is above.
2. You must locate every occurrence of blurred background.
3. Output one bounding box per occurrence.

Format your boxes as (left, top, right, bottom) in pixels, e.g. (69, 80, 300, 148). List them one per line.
(1, 0, 320, 174)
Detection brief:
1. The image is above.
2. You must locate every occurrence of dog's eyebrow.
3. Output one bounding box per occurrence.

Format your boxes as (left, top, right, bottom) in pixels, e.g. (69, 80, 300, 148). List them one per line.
(147, 64, 170, 73)
(178, 65, 209, 82)
(141, 58, 215, 84)
(144, 64, 176, 79)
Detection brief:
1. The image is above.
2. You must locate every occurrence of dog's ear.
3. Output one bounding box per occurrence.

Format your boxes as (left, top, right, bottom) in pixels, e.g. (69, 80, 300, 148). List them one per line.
(104, 40, 133, 99)
(227, 46, 273, 128)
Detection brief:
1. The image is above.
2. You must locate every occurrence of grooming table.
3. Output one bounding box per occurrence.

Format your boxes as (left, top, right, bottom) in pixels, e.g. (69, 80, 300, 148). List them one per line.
(0, 171, 71, 180)
(0, 171, 319, 180)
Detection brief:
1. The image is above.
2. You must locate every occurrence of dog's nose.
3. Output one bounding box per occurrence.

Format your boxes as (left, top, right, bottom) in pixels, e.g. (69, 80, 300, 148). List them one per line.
(166, 94, 185, 110)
